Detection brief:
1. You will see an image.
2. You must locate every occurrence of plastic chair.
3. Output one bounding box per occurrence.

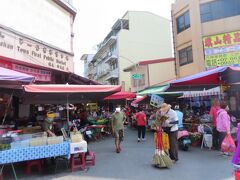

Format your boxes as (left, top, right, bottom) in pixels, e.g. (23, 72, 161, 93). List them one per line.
(85, 151, 95, 166)
(199, 124, 213, 150)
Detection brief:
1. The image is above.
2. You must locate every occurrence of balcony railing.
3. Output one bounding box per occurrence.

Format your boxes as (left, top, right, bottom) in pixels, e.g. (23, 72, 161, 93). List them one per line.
(105, 68, 119, 81)
(105, 51, 118, 64)
(96, 68, 110, 79)
(92, 36, 117, 62)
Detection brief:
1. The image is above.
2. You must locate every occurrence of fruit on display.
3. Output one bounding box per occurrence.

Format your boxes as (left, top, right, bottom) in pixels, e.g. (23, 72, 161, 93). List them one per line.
(0, 144, 10, 151)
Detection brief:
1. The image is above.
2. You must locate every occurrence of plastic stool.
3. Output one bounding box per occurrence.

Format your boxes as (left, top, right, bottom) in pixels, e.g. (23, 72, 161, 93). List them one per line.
(25, 160, 42, 174)
(235, 170, 240, 180)
(85, 151, 95, 166)
(70, 153, 86, 172)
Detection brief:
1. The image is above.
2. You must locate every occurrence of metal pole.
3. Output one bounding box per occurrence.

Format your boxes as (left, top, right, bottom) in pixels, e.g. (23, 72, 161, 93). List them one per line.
(2, 92, 13, 125)
(135, 64, 139, 94)
(66, 94, 70, 136)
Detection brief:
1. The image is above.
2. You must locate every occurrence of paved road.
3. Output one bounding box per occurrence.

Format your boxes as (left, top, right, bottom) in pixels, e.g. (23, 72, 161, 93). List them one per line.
(6, 127, 235, 180)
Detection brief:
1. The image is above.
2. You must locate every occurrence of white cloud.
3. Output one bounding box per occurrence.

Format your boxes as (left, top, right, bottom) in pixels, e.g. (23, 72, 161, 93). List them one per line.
(73, 0, 175, 76)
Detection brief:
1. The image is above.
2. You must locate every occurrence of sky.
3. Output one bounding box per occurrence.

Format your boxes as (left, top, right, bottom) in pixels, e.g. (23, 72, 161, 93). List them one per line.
(72, 0, 175, 76)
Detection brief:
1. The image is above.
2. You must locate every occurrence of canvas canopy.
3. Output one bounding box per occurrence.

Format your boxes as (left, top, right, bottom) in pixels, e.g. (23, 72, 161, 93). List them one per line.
(169, 66, 240, 91)
(104, 91, 136, 100)
(23, 84, 122, 104)
(137, 85, 169, 96)
(0, 67, 34, 85)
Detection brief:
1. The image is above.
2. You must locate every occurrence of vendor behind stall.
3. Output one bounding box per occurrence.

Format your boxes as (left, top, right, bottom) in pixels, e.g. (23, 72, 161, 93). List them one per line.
(43, 112, 56, 136)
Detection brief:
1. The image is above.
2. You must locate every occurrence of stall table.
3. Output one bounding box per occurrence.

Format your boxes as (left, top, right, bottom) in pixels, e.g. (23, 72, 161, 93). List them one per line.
(0, 142, 70, 180)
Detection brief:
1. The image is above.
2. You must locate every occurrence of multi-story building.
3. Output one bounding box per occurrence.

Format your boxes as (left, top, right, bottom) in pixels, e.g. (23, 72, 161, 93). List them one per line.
(172, 0, 240, 78)
(85, 11, 173, 91)
(123, 57, 176, 92)
(0, 0, 77, 83)
(81, 54, 95, 79)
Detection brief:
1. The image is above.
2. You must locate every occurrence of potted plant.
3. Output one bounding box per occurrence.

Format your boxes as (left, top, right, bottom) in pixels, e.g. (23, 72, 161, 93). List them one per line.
(189, 132, 202, 147)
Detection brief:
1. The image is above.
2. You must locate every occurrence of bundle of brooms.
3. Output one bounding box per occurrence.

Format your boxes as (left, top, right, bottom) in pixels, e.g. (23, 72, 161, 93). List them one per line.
(152, 114, 172, 168)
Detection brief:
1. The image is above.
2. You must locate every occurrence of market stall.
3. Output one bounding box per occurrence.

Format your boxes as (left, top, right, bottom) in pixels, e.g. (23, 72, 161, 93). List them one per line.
(168, 66, 240, 148)
(0, 84, 121, 179)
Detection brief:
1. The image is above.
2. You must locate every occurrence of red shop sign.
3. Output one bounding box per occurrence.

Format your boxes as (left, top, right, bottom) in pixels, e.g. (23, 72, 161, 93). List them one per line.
(0, 60, 51, 82)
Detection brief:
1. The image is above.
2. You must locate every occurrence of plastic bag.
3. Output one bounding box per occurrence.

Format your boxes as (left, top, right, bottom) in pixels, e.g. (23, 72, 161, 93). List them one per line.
(221, 134, 236, 153)
(162, 132, 170, 151)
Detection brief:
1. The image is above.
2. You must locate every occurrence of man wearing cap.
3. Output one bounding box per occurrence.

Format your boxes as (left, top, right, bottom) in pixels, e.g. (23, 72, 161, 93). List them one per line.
(111, 106, 125, 153)
(44, 112, 56, 136)
(160, 103, 179, 162)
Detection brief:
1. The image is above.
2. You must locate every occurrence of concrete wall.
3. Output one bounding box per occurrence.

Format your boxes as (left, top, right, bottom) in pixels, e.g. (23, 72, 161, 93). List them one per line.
(172, 0, 205, 78)
(148, 61, 176, 86)
(0, 0, 73, 53)
(172, 0, 240, 78)
(118, 11, 173, 91)
(130, 65, 149, 93)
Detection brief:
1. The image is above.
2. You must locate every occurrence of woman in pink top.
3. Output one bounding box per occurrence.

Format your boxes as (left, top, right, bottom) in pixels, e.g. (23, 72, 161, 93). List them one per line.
(216, 102, 231, 150)
(209, 98, 220, 150)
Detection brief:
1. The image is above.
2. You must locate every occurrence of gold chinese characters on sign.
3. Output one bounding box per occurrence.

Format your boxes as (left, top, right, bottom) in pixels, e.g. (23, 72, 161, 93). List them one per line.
(0, 29, 73, 72)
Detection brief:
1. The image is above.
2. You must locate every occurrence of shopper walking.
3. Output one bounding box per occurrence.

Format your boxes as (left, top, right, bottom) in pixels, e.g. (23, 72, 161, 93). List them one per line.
(111, 106, 125, 153)
(209, 98, 220, 150)
(135, 109, 147, 142)
(216, 102, 231, 151)
(161, 103, 179, 162)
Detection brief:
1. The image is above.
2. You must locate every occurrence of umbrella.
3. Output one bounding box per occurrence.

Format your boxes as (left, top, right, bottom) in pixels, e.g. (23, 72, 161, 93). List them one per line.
(104, 91, 136, 100)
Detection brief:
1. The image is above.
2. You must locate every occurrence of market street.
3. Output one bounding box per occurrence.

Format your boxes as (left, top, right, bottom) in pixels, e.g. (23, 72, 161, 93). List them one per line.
(12, 127, 234, 180)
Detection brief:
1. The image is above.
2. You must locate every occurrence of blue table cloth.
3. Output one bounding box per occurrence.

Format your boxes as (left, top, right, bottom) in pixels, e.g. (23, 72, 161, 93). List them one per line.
(0, 142, 70, 165)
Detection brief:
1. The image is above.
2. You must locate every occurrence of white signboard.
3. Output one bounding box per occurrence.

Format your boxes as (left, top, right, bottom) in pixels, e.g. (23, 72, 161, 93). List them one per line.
(0, 28, 74, 72)
(150, 94, 164, 108)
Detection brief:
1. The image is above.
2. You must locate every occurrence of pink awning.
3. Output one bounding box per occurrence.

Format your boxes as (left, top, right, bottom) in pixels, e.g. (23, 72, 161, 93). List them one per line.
(104, 91, 136, 100)
(24, 84, 121, 93)
(23, 84, 121, 104)
(131, 95, 148, 105)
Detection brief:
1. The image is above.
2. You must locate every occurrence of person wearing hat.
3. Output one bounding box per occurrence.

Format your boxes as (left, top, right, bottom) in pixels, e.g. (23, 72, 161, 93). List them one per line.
(44, 111, 56, 136)
(160, 103, 179, 162)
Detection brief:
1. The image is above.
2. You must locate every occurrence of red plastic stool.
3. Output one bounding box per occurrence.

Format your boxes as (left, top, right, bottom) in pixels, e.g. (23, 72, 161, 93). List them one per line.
(235, 170, 240, 180)
(85, 151, 95, 166)
(70, 153, 86, 172)
(25, 160, 42, 174)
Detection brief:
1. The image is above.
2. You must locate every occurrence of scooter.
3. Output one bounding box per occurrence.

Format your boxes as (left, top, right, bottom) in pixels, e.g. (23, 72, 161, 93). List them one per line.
(70, 119, 93, 142)
(79, 125, 93, 142)
(178, 127, 191, 151)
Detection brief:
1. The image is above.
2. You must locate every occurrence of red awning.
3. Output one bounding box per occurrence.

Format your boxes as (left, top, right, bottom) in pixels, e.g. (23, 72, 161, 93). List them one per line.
(169, 66, 240, 91)
(23, 84, 121, 104)
(104, 91, 136, 100)
(131, 95, 148, 105)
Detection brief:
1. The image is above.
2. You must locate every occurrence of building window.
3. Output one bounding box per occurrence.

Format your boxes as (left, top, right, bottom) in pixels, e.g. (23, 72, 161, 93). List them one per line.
(133, 74, 145, 87)
(176, 11, 190, 33)
(110, 78, 118, 85)
(200, 0, 240, 23)
(111, 60, 118, 70)
(178, 46, 193, 66)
